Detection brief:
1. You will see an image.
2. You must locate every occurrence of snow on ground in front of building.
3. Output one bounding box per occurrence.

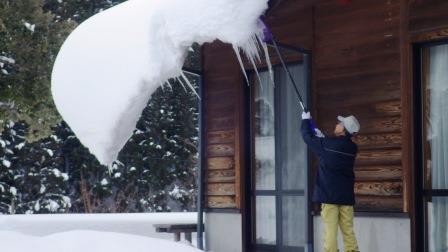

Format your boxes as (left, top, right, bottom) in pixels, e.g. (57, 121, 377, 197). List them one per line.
(0, 212, 199, 251)
(0, 230, 200, 252)
(51, 0, 269, 166)
(0, 212, 197, 237)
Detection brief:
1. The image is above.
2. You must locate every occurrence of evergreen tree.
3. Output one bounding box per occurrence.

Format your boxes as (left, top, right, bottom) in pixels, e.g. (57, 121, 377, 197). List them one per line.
(0, 121, 27, 213)
(14, 131, 71, 214)
(50, 122, 109, 213)
(0, 0, 200, 215)
(0, 0, 75, 140)
(0, 81, 199, 215)
(43, 0, 126, 23)
(117, 77, 199, 212)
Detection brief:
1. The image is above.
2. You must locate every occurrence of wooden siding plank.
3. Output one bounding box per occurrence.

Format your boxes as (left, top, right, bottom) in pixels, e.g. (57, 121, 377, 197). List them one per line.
(317, 70, 400, 88)
(355, 181, 403, 196)
(206, 107, 234, 119)
(410, 0, 448, 33)
(355, 196, 403, 212)
(355, 165, 402, 181)
(207, 157, 234, 170)
(204, 77, 240, 92)
(318, 101, 402, 121)
(316, 51, 400, 71)
(206, 99, 235, 112)
(316, 56, 400, 79)
(206, 89, 237, 106)
(207, 130, 235, 144)
(354, 132, 402, 149)
(206, 170, 236, 183)
(317, 91, 402, 110)
(205, 196, 236, 208)
(356, 149, 402, 166)
(207, 143, 235, 157)
(207, 116, 235, 131)
(206, 183, 235, 196)
(412, 28, 448, 43)
(320, 116, 402, 135)
(316, 0, 399, 19)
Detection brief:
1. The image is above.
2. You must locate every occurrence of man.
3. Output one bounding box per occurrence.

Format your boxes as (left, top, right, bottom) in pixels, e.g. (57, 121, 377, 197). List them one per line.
(301, 111, 360, 252)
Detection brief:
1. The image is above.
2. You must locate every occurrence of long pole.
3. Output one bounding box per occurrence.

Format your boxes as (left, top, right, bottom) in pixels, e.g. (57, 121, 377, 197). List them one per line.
(271, 40, 307, 112)
(268, 37, 317, 133)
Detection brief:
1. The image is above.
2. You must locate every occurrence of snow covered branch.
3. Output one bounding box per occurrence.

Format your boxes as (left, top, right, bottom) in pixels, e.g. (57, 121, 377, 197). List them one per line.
(0, 101, 20, 118)
(0, 101, 18, 115)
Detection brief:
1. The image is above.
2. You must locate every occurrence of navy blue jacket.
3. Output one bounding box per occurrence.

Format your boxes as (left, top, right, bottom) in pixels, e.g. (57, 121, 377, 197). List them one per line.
(301, 119, 357, 205)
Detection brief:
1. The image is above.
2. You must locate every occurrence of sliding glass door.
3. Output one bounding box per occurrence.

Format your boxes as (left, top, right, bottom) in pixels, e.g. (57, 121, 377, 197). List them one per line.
(249, 51, 311, 252)
(416, 41, 448, 252)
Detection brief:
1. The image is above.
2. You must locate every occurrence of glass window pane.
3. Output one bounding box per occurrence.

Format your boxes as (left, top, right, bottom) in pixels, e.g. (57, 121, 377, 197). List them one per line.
(254, 72, 276, 190)
(256, 196, 276, 245)
(282, 196, 306, 247)
(276, 64, 308, 190)
(426, 44, 448, 190)
(428, 197, 448, 252)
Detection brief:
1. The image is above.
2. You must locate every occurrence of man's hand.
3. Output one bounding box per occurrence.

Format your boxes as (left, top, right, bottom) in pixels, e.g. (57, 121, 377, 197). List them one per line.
(314, 128, 325, 138)
(301, 111, 311, 120)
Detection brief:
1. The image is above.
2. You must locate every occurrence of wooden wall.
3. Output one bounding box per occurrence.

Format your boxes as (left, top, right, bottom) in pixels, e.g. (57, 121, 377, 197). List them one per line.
(202, 42, 244, 209)
(409, 0, 448, 34)
(202, 0, 448, 213)
(202, 0, 314, 211)
(313, 0, 404, 212)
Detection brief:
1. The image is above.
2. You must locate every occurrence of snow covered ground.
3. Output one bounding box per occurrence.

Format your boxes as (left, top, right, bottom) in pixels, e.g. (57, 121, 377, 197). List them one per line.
(0, 212, 200, 251)
(0, 230, 200, 252)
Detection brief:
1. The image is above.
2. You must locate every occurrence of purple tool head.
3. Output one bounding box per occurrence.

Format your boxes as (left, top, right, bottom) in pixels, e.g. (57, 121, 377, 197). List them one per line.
(259, 19, 273, 42)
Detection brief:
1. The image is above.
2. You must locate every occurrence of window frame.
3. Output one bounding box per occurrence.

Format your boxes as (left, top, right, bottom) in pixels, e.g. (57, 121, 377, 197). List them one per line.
(413, 39, 448, 252)
(244, 44, 313, 252)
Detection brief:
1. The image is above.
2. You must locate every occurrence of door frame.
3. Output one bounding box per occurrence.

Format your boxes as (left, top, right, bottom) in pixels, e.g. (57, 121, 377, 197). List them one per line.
(243, 43, 313, 252)
(413, 38, 448, 252)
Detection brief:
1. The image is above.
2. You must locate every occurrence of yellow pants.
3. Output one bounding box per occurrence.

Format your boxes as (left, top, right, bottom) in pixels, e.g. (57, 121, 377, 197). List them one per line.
(321, 203, 359, 252)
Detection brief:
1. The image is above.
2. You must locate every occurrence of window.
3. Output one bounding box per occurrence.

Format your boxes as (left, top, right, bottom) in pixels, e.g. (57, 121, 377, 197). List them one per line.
(248, 46, 311, 252)
(415, 41, 448, 252)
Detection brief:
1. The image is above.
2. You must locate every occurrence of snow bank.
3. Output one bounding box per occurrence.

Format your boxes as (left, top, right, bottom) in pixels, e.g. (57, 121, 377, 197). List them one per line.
(52, 0, 269, 165)
(0, 212, 196, 237)
(0, 230, 200, 252)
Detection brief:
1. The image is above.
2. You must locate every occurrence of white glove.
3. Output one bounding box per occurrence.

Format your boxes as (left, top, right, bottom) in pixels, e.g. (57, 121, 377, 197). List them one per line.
(314, 128, 325, 138)
(301, 111, 311, 120)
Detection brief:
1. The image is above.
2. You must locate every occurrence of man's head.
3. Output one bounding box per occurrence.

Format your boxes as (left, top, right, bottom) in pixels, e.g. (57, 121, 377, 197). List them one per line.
(334, 115, 360, 137)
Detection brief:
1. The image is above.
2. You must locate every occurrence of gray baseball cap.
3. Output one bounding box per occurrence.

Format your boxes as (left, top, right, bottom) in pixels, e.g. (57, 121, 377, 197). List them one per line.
(337, 115, 360, 134)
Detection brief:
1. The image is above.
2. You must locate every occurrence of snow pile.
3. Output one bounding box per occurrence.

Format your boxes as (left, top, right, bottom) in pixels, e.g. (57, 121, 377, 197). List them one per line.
(52, 0, 269, 165)
(0, 230, 200, 252)
(0, 212, 197, 237)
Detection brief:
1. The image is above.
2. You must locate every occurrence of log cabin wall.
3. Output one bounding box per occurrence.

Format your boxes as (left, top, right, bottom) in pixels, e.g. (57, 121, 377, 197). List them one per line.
(312, 0, 448, 213)
(313, 0, 404, 212)
(201, 1, 314, 211)
(202, 0, 314, 211)
(202, 42, 244, 209)
(202, 0, 448, 213)
(409, 0, 448, 36)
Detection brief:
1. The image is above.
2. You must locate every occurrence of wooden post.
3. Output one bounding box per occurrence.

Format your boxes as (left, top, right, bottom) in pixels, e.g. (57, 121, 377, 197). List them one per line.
(174, 232, 181, 242)
(185, 232, 192, 243)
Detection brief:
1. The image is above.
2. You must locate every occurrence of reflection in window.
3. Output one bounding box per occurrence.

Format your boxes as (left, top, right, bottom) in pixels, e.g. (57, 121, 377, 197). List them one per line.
(282, 196, 306, 246)
(255, 196, 276, 245)
(254, 72, 276, 190)
(425, 44, 448, 252)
